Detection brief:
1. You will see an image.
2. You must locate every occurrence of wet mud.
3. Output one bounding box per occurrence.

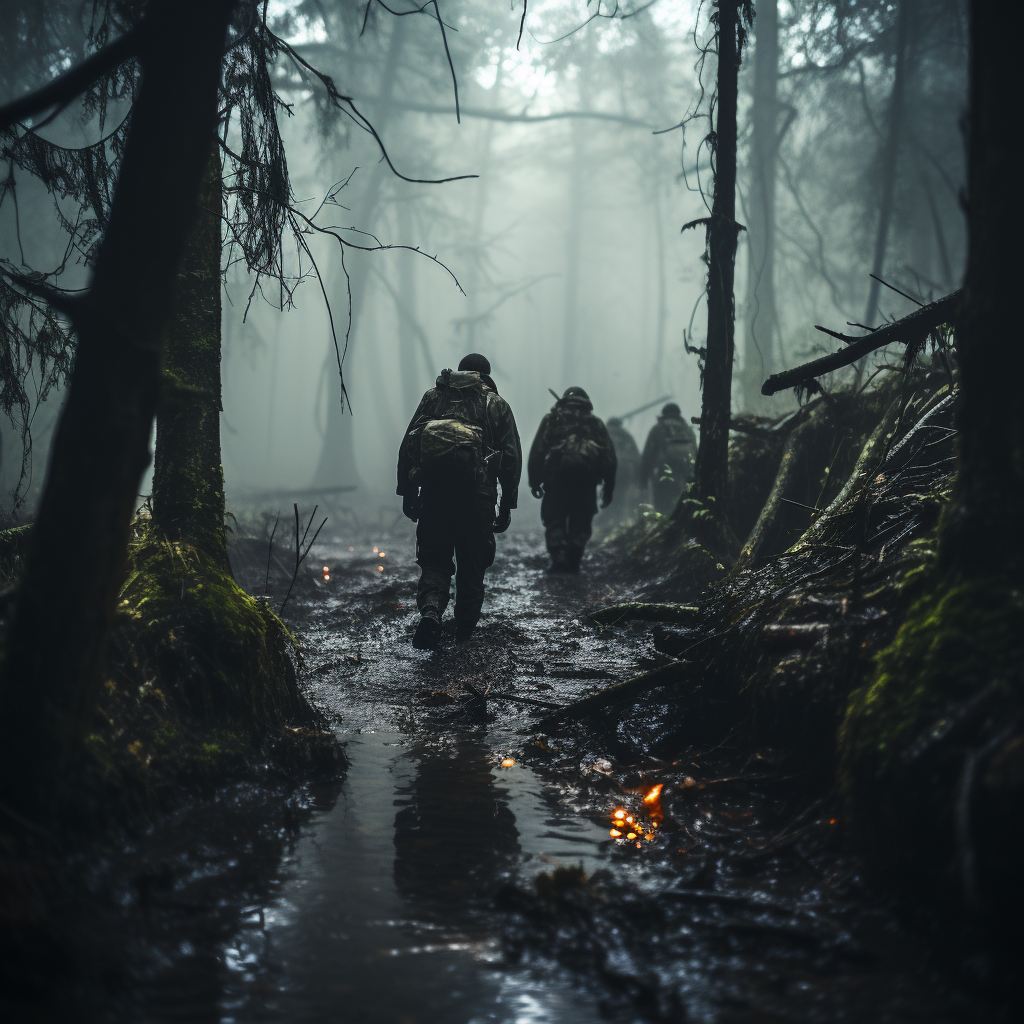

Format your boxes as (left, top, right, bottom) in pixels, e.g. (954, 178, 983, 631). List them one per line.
(63, 523, 997, 1023)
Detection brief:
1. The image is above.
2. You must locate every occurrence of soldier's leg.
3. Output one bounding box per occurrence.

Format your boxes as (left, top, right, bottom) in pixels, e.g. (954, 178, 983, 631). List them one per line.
(564, 484, 597, 570)
(414, 491, 456, 646)
(541, 487, 569, 567)
(453, 488, 497, 634)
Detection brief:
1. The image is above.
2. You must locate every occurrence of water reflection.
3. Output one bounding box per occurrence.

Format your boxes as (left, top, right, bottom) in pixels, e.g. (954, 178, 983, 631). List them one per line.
(393, 732, 520, 913)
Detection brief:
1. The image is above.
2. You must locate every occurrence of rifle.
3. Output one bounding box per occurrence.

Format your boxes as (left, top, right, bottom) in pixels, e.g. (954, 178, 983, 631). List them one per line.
(616, 395, 672, 421)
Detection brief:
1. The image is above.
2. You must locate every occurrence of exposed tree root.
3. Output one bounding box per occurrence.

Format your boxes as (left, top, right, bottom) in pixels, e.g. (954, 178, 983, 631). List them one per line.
(588, 602, 700, 627)
(539, 660, 693, 727)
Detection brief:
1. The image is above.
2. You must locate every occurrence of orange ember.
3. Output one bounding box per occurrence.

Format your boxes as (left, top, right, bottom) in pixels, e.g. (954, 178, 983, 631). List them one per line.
(501, 758, 516, 768)
(609, 829, 622, 838)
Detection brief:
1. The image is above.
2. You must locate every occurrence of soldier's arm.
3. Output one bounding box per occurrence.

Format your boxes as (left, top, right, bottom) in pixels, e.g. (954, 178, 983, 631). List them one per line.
(527, 414, 552, 490)
(397, 392, 434, 495)
(639, 424, 659, 480)
(596, 421, 617, 490)
(489, 395, 522, 508)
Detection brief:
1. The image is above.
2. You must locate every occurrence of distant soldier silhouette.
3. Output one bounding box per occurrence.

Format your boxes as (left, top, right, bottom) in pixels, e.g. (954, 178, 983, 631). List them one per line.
(528, 387, 616, 572)
(640, 403, 696, 514)
(605, 416, 642, 521)
(397, 353, 522, 650)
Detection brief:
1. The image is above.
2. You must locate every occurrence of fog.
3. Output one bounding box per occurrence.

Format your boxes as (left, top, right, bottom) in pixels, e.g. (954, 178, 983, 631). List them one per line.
(1, 0, 969, 517)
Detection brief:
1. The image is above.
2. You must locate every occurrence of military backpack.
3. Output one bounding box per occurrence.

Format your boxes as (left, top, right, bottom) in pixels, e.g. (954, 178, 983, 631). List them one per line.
(543, 408, 605, 484)
(412, 370, 493, 485)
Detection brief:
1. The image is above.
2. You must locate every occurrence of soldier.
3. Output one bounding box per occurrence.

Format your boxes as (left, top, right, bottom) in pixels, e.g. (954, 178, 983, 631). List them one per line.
(528, 387, 616, 572)
(397, 353, 522, 650)
(605, 416, 642, 522)
(640, 403, 697, 514)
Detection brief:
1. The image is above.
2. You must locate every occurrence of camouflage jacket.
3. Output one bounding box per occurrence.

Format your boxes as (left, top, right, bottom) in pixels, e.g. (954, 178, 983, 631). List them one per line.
(397, 370, 522, 507)
(640, 414, 697, 481)
(527, 394, 617, 491)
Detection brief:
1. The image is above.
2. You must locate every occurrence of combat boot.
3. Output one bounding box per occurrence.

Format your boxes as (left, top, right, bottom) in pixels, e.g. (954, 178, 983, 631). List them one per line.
(412, 612, 441, 651)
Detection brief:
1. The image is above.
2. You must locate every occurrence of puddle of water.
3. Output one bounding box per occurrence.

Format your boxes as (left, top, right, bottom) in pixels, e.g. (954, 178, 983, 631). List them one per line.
(209, 732, 608, 1024)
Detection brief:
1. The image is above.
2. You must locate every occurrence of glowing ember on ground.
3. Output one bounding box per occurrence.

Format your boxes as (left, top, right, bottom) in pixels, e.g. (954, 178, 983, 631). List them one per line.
(349, 546, 354, 552)
(609, 806, 658, 847)
(324, 573, 330, 581)
(379, 551, 386, 558)
(373, 546, 379, 553)
(643, 783, 664, 803)
(377, 566, 384, 572)
(501, 758, 515, 767)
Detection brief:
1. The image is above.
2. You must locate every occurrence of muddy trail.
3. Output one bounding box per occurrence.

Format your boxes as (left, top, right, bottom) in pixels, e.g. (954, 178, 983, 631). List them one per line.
(76, 525, 993, 1024)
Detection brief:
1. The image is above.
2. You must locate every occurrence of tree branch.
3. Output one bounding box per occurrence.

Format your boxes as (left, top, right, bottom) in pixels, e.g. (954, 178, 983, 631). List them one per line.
(0, 26, 144, 133)
(761, 289, 962, 395)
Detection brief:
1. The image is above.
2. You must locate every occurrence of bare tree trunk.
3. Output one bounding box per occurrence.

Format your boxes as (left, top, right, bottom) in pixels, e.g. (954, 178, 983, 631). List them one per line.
(943, 0, 1024, 573)
(463, 64, 503, 352)
(560, 116, 585, 385)
(311, 16, 408, 490)
(693, 0, 746, 512)
(862, 0, 915, 329)
(650, 180, 669, 383)
(741, 0, 779, 411)
(397, 199, 420, 414)
(0, 0, 234, 818)
(152, 147, 227, 564)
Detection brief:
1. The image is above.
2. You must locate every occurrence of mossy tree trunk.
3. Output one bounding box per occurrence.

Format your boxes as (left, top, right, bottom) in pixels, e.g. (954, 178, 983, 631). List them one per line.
(152, 148, 227, 564)
(0, 0, 233, 820)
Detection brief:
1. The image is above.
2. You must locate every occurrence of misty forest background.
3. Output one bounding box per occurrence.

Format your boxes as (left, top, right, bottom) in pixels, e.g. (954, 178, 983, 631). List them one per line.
(0, 0, 967, 514)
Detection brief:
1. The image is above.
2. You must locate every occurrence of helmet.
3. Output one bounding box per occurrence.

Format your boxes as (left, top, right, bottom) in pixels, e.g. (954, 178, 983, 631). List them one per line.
(563, 386, 590, 401)
(458, 352, 491, 374)
(607, 417, 622, 428)
(662, 403, 681, 418)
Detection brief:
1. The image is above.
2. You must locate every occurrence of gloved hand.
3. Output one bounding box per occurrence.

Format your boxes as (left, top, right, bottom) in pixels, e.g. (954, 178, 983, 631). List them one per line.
(492, 506, 512, 533)
(601, 486, 614, 509)
(531, 485, 544, 500)
(403, 492, 420, 523)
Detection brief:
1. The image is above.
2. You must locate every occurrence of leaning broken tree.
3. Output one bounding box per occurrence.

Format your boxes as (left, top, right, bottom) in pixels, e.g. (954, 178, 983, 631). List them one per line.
(0, 0, 235, 817)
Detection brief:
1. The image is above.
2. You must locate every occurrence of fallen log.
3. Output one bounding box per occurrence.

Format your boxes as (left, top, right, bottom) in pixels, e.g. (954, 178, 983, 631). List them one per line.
(735, 404, 830, 569)
(791, 397, 899, 551)
(761, 289, 961, 396)
(538, 660, 693, 727)
(588, 603, 701, 627)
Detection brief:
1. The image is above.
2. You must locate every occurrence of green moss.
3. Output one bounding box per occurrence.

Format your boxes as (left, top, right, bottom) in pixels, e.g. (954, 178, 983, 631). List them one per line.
(116, 524, 307, 730)
(840, 574, 1024, 784)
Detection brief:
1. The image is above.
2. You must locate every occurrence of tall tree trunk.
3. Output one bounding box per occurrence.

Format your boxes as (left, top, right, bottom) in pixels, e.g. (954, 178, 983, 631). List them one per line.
(943, 0, 1023, 573)
(693, 0, 746, 512)
(560, 117, 585, 385)
(741, 0, 779, 411)
(397, 199, 420, 414)
(862, 0, 915, 329)
(152, 148, 227, 564)
(463, 64, 503, 352)
(0, 0, 233, 818)
(311, 16, 408, 491)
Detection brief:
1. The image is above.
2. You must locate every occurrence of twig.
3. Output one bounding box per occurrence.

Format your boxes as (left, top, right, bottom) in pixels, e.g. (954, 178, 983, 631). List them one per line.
(263, 513, 279, 597)
(870, 273, 924, 307)
(280, 504, 329, 614)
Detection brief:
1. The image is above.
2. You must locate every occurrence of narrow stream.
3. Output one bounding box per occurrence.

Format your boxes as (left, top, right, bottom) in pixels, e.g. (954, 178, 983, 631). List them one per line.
(107, 527, 989, 1024)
